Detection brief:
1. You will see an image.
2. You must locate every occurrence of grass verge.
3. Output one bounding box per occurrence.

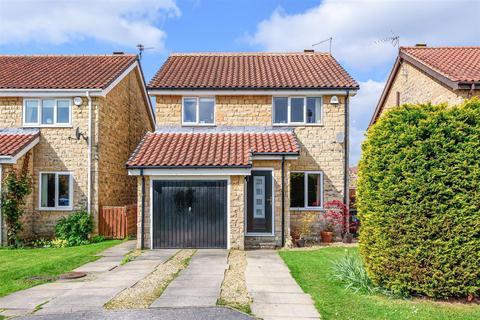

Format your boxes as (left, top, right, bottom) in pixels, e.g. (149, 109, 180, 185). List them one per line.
(105, 249, 196, 309)
(279, 247, 480, 320)
(0, 240, 122, 297)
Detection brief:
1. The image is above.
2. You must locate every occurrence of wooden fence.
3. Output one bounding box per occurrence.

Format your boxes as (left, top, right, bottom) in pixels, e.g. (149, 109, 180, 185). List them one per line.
(99, 205, 137, 239)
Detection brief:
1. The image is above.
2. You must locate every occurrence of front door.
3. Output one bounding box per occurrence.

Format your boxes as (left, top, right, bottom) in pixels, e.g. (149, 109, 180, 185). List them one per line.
(247, 170, 273, 234)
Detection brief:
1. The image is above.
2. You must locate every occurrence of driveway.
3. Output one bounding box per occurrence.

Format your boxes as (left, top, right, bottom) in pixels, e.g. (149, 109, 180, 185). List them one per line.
(17, 307, 252, 320)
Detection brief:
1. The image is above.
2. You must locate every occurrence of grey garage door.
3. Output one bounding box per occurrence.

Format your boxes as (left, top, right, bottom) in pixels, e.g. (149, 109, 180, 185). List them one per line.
(152, 180, 227, 248)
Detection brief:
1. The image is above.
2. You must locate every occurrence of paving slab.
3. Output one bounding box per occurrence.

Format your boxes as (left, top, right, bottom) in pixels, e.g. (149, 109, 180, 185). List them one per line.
(151, 249, 228, 308)
(246, 250, 320, 320)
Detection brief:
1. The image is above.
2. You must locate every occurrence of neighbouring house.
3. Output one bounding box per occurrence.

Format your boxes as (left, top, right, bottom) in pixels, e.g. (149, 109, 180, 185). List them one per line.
(0, 54, 155, 245)
(370, 45, 480, 125)
(127, 51, 358, 249)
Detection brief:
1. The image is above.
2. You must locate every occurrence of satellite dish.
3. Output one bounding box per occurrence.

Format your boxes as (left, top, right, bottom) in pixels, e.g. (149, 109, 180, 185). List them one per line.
(330, 96, 339, 105)
(336, 132, 345, 144)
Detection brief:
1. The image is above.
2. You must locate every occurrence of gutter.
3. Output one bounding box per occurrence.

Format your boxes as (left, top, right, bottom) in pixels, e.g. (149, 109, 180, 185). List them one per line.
(0, 165, 2, 246)
(140, 168, 145, 250)
(86, 91, 92, 215)
(344, 91, 350, 235)
(281, 155, 285, 247)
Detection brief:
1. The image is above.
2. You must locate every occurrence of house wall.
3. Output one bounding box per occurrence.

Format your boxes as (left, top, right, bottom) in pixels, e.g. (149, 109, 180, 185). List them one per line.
(0, 96, 94, 238)
(154, 94, 347, 244)
(96, 68, 153, 232)
(380, 61, 480, 117)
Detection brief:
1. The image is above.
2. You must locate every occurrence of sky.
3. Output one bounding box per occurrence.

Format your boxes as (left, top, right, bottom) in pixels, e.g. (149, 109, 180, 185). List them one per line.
(1, 0, 479, 165)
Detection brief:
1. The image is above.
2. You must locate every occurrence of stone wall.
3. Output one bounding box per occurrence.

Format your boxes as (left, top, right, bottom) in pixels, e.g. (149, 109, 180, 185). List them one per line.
(154, 94, 347, 245)
(97, 68, 153, 232)
(381, 61, 480, 116)
(136, 176, 151, 249)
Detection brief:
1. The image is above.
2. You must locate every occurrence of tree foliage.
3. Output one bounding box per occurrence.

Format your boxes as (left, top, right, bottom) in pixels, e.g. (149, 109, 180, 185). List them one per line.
(357, 99, 480, 298)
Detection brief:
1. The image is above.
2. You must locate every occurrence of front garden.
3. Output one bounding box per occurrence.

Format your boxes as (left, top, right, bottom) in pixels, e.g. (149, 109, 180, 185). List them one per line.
(280, 247, 480, 320)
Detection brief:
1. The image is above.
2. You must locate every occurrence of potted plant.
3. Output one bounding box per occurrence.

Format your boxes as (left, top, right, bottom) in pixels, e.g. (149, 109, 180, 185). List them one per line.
(290, 227, 301, 245)
(322, 200, 348, 243)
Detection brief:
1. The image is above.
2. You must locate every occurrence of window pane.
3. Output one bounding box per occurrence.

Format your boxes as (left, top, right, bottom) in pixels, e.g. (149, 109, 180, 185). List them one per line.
(307, 173, 321, 207)
(290, 97, 304, 123)
(183, 98, 197, 123)
(306, 97, 321, 124)
(42, 99, 55, 124)
(25, 100, 38, 123)
(58, 175, 70, 207)
(273, 97, 288, 124)
(57, 100, 70, 124)
(290, 172, 305, 207)
(41, 173, 56, 207)
(198, 98, 214, 124)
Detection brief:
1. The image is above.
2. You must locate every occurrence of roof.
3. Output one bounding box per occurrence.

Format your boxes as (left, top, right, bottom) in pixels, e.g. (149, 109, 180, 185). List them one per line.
(149, 52, 358, 90)
(0, 128, 40, 160)
(370, 46, 480, 125)
(0, 54, 137, 89)
(401, 47, 480, 84)
(126, 127, 300, 168)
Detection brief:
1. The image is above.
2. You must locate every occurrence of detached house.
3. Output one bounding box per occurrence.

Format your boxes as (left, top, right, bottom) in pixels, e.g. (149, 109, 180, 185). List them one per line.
(371, 46, 480, 124)
(0, 54, 154, 244)
(127, 51, 358, 249)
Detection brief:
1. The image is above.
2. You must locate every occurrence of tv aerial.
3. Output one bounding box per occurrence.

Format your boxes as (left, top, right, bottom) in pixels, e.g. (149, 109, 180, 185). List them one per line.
(375, 33, 400, 49)
(137, 44, 154, 60)
(312, 37, 333, 54)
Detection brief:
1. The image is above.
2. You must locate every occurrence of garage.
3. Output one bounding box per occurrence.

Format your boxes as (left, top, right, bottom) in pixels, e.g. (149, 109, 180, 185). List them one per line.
(151, 180, 227, 249)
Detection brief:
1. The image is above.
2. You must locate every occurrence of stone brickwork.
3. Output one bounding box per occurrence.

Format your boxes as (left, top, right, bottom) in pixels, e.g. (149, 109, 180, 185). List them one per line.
(136, 176, 151, 249)
(0, 68, 153, 240)
(154, 94, 347, 247)
(97, 68, 154, 233)
(229, 175, 245, 249)
(381, 61, 480, 116)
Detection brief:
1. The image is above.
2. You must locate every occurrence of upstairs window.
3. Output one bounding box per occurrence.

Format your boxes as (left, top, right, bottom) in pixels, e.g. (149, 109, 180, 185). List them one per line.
(273, 97, 322, 125)
(182, 97, 215, 125)
(290, 171, 323, 209)
(23, 99, 72, 126)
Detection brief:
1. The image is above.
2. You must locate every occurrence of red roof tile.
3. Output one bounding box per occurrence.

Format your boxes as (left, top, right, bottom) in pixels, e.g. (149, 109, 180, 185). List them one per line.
(149, 52, 358, 90)
(401, 47, 480, 83)
(127, 129, 299, 168)
(0, 129, 39, 158)
(0, 55, 137, 89)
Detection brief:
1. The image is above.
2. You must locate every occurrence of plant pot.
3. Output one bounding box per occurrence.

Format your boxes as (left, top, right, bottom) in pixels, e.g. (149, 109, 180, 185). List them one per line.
(320, 231, 333, 243)
(342, 232, 353, 243)
(296, 239, 306, 247)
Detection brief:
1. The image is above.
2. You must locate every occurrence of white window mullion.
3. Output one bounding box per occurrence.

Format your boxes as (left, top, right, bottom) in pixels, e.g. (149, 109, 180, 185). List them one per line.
(303, 97, 307, 124)
(37, 99, 41, 124)
(304, 173, 308, 208)
(196, 97, 200, 124)
(287, 97, 291, 123)
(53, 99, 57, 124)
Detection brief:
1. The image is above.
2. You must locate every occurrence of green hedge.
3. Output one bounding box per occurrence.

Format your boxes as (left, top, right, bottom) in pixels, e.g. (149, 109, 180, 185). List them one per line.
(357, 99, 480, 298)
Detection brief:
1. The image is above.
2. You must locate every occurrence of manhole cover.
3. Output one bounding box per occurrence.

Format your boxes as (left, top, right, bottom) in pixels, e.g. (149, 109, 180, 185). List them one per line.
(27, 275, 56, 282)
(58, 272, 86, 280)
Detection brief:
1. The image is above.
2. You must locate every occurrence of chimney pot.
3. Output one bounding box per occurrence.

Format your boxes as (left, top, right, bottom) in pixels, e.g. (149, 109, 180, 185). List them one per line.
(304, 49, 315, 53)
(415, 43, 427, 47)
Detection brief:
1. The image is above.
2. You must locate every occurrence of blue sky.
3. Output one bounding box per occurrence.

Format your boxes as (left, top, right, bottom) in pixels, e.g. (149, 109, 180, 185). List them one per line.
(1, 0, 479, 164)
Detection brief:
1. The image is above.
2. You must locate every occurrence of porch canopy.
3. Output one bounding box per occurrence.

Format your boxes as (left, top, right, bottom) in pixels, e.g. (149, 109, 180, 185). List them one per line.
(126, 127, 300, 175)
(0, 128, 39, 164)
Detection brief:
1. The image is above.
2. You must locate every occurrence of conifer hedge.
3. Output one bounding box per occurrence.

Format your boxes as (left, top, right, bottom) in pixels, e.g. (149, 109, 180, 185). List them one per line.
(357, 99, 480, 298)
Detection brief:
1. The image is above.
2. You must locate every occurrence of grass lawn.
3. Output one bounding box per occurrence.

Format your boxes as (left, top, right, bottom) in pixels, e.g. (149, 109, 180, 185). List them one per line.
(279, 247, 480, 320)
(0, 240, 122, 297)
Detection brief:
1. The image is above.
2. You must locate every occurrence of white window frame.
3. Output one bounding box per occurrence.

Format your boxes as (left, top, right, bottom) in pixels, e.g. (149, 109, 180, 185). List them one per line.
(290, 171, 324, 210)
(38, 172, 74, 211)
(23, 98, 72, 127)
(182, 96, 216, 126)
(272, 96, 323, 126)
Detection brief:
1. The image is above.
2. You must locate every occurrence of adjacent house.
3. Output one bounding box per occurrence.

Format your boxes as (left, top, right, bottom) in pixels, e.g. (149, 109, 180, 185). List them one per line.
(127, 51, 358, 249)
(370, 46, 480, 124)
(0, 54, 155, 245)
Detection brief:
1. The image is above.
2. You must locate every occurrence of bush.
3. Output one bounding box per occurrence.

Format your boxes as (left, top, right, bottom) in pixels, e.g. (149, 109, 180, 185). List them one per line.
(55, 210, 93, 246)
(357, 99, 480, 298)
(331, 251, 375, 294)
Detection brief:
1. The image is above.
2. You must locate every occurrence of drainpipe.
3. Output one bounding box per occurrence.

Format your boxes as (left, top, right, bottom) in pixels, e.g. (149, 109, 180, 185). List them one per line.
(0, 165, 3, 246)
(281, 155, 285, 247)
(344, 91, 350, 235)
(86, 91, 92, 215)
(140, 168, 145, 250)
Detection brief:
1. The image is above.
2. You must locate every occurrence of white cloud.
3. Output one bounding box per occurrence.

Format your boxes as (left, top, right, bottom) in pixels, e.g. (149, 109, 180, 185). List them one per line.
(248, 0, 480, 71)
(349, 80, 385, 165)
(0, 0, 180, 50)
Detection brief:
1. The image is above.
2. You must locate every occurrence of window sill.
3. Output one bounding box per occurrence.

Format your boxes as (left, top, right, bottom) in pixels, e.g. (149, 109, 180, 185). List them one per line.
(37, 207, 73, 212)
(290, 207, 324, 211)
(181, 124, 216, 127)
(23, 124, 73, 128)
(272, 123, 324, 127)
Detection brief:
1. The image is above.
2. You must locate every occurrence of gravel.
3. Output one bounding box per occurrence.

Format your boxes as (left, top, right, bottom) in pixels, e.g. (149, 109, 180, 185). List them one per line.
(218, 250, 251, 313)
(105, 249, 196, 309)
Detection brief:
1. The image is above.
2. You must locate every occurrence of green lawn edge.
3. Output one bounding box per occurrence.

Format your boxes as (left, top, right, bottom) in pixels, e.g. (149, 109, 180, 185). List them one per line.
(279, 247, 480, 320)
(0, 240, 122, 297)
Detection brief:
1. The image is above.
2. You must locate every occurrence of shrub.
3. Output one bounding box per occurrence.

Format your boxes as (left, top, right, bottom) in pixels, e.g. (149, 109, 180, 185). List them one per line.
(55, 210, 93, 246)
(331, 251, 375, 294)
(90, 235, 105, 243)
(357, 99, 480, 298)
